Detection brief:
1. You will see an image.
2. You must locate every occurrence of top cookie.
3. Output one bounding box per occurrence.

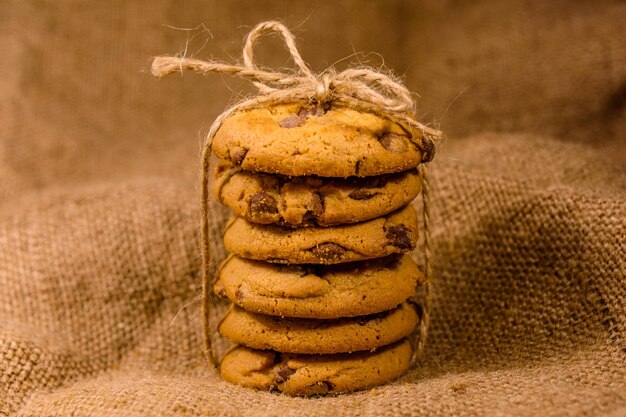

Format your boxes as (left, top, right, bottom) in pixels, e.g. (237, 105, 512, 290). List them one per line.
(211, 103, 426, 177)
(220, 339, 413, 396)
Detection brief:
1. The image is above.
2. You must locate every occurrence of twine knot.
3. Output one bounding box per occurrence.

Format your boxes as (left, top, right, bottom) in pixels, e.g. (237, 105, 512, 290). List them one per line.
(314, 72, 333, 104)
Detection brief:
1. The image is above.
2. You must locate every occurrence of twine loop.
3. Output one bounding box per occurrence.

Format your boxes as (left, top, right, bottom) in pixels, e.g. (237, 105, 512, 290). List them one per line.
(151, 20, 437, 369)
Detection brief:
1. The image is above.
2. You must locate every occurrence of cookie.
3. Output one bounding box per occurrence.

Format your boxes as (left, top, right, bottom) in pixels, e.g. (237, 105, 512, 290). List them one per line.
(211, 103, 429, 177)
(223, 204, 418, 264)
(217, 302, 418, 354)
(214, 254, 423, 318)
(220, 339, 413, 395)
(213, 160, 420, 226)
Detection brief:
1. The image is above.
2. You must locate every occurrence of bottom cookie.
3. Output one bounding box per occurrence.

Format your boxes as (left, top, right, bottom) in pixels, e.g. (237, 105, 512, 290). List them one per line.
(220, 339, 412, 396)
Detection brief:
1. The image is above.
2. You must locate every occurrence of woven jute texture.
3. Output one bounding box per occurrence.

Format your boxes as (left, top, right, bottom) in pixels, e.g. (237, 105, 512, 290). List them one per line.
(1, 1, 625, 416)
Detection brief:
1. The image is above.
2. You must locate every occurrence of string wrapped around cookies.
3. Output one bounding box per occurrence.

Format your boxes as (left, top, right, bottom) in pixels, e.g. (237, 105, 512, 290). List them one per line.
(152, 20, 440, 395)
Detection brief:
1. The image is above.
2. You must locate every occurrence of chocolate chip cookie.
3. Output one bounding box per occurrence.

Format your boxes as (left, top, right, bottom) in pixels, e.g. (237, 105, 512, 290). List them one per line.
(211, 103, 428, 177)
(220, 339, 413, 395)
(217, 302, 418, 354)
(213, 161, 420, 226)
(223, 204, 418, 264)
(214, 254, 423, 318)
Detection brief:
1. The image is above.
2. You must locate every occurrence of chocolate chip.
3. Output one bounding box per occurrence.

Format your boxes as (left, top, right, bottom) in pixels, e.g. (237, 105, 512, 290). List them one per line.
(230, 147, 248, 166)
(348, 189, 377, 200)
(302, 193, 324, 223)
(421, 136, 435, 162)
(310, 243, 346, 263)
(386, 225, 414, 250)
(275, 365, 296, 384)
(249, 192, 278, 215)
(235, 288, 244, 301)
(309, 193, 324, 216)
(278, 116, 305, 128)
(379, 133, 409, 153)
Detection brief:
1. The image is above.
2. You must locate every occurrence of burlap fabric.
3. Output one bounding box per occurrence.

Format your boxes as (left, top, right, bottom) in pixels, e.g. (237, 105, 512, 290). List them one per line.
(1, 1, 624, 416)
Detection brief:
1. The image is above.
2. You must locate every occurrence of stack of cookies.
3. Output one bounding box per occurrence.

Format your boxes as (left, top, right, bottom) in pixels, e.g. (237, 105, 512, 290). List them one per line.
(210, 103, 429, 395)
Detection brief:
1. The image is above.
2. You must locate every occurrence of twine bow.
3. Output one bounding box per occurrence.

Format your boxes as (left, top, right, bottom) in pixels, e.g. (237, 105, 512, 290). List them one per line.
(151, 20, 435, 369)
(152, 21, 440, 155)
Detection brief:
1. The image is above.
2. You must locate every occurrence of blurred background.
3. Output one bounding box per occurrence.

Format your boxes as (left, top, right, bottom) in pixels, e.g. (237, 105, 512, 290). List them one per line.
(2, 0, 624, 199)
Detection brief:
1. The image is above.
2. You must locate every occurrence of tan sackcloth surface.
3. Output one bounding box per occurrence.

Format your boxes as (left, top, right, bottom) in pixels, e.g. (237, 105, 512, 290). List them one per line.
(1, 1, 625, 416)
